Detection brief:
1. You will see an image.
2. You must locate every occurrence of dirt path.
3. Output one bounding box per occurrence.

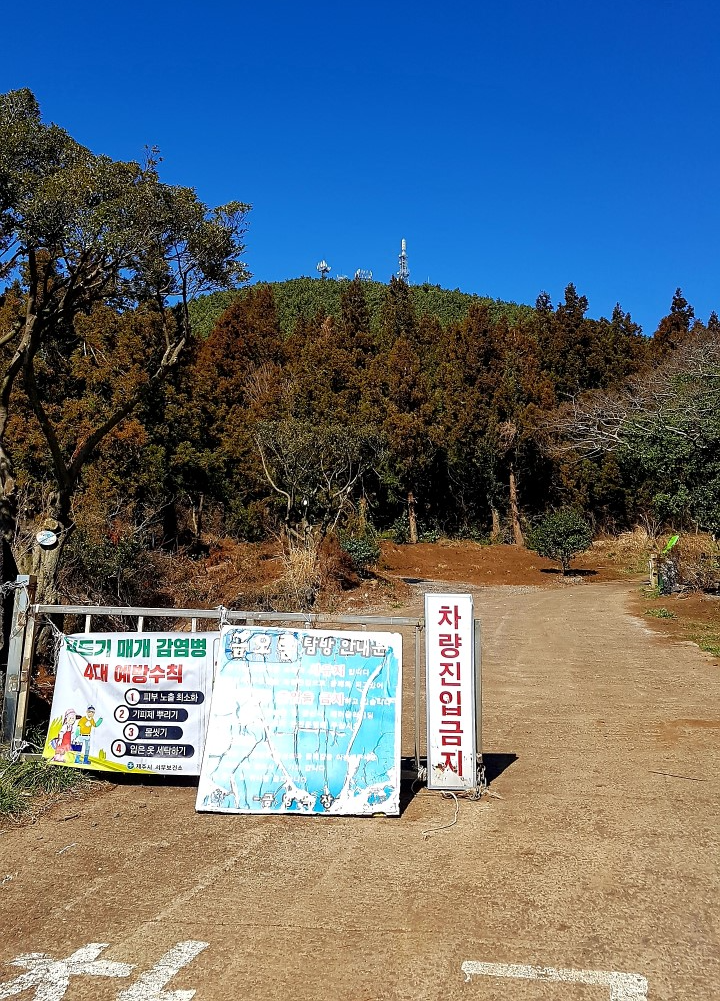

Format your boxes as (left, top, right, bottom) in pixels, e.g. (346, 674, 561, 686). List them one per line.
(0, 581, 718, 1000)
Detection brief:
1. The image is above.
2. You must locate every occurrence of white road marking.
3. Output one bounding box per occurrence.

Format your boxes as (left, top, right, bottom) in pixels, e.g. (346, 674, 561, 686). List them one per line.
(461, 960, 648, 1000)
(0, 943, 134, 1000)
(116, 941, 209, 1001)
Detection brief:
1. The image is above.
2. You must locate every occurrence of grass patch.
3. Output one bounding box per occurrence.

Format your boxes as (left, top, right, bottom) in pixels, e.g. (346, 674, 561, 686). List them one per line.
(645, 607, 676, 619)
(0, 755, 88, 819)
(695, 637, 720, 658)
(686, 622, 720, 660)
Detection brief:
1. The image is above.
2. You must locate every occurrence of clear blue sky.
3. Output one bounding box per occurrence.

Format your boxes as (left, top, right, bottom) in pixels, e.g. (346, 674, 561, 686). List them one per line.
(3, 1, 719, 334)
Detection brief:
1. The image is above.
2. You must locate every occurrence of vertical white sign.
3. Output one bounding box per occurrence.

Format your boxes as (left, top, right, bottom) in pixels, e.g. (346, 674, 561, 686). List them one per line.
(425, 593, 478, 790)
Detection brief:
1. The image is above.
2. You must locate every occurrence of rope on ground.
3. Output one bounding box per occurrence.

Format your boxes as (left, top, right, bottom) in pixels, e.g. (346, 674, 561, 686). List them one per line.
(4, 739, 34, 764)
(409, 765, 428, 797)
(422, 792, 460, 839)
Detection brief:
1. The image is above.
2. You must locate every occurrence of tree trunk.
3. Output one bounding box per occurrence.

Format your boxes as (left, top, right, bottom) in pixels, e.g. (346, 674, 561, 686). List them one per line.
(190, 493, 204, 540)
(358, 496, 368, 533)
(508, 466, 524, 547)
(0, 441, 18, 555)
(10, 512, 70, 666)
(1, 537, 18, 661)
(407, 491, 418, 545)
(28, 539, 65, 605)
(491, 505, 501, 542)
(13, 497, 72, 607)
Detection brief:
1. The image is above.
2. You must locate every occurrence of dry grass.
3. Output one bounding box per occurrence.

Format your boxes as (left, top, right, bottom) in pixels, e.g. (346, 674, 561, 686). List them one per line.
(273, 540, 322, 609)
(591, 526, 655, 575)
(675, 535, 720, 591)
(150, 539, 284, 610)
(144, 534, 375, 614)
(592, 527, 720, 591)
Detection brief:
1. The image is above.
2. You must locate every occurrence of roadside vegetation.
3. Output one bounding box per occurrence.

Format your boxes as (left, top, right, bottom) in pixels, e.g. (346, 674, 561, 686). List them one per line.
(527, 509, 593, 574)
(0, 754, 89, 820)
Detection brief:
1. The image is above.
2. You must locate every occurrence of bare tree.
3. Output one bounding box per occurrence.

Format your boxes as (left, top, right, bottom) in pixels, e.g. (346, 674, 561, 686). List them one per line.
(547, 334, 720, 457)
(253, 419, 384, 542)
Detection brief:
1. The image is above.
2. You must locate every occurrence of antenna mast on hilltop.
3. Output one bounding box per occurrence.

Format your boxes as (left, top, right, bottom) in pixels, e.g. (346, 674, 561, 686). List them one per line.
(397, 238, 410, 284)
(316, 259, 331, 280)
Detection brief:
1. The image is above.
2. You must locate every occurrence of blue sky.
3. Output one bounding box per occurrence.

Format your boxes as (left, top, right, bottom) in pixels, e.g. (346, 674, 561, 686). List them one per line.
(3, 1, 719, 334)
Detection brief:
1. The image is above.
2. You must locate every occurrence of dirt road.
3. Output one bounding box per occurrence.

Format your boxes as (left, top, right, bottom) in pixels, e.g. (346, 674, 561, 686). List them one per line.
(0, 581, 718, 1000)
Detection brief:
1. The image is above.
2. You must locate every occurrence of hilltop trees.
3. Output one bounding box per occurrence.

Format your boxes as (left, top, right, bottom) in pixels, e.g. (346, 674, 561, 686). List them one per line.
(0, 88, 249, 599)
(166, 277, 669, 552)
(651, 288, 697, 359)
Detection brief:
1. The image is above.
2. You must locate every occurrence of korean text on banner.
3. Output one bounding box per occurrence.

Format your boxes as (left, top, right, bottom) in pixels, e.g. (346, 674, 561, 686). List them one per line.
(196, 626, 402, 816)
(43, 632, 217, 775)
(425, 593, 478, 790)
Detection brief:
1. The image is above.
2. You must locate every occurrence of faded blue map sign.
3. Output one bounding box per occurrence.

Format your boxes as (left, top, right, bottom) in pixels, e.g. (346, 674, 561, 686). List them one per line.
(196, 626, 402, 816)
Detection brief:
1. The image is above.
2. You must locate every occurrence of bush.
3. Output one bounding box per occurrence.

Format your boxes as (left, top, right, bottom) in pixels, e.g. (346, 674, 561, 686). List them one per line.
(339, 529, 381, 570)
(527, 509, 593, 574)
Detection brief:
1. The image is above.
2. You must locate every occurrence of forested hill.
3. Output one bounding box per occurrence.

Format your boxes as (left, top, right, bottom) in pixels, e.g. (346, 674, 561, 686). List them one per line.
(189, 277, 535, 338)
(4, 87, 718, 614)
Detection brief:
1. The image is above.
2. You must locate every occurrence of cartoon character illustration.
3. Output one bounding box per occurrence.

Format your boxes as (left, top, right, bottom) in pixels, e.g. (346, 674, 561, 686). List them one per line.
(74, 706, 103, 765)
(249, 633, 272, 660)
(276, 633, 299, 662)
(51, 710, 81, 762)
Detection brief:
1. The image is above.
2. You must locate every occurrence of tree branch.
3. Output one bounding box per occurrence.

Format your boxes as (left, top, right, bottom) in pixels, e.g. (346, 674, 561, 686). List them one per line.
(255, 437, 293, 520)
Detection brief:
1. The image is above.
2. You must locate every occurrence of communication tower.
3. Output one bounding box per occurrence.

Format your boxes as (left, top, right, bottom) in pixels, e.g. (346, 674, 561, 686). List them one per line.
(316, 260, 331, 280)
(397, 239, 410, 284)
(354, 269, 373, 281)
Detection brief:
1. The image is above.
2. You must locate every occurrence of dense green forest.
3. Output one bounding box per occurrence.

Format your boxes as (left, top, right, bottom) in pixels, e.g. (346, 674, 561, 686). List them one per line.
(188, 278, 535, 339)
(2, 88, 720, 607)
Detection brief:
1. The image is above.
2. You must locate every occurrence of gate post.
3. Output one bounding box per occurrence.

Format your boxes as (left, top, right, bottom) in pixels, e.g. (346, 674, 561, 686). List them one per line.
(1, 575, 37, 748)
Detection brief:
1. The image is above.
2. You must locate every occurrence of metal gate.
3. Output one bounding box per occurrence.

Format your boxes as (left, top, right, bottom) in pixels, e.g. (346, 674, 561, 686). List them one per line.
(1, 574, 482, 787)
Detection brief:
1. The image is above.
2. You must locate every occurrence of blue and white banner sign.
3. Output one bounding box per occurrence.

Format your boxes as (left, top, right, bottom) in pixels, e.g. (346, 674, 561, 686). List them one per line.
(196, 626, 402, 816)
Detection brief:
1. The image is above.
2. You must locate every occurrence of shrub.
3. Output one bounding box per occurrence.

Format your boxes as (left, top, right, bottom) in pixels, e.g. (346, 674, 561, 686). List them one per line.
(527, 509, 593, 574)
(339, 529, 381, 570)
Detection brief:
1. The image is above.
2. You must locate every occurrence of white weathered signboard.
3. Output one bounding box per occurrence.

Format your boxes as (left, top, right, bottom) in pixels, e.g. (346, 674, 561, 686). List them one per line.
(196, 625, 402, 815)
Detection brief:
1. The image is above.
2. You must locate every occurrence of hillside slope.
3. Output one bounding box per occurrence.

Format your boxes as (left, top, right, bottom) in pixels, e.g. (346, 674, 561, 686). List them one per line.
(189, 277, 535, 338)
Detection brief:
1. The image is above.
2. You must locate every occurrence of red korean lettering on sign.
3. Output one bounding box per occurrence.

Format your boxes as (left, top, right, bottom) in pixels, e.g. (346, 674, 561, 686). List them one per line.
(83, 663, 109, 683)
(426, 594, 476, 790)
